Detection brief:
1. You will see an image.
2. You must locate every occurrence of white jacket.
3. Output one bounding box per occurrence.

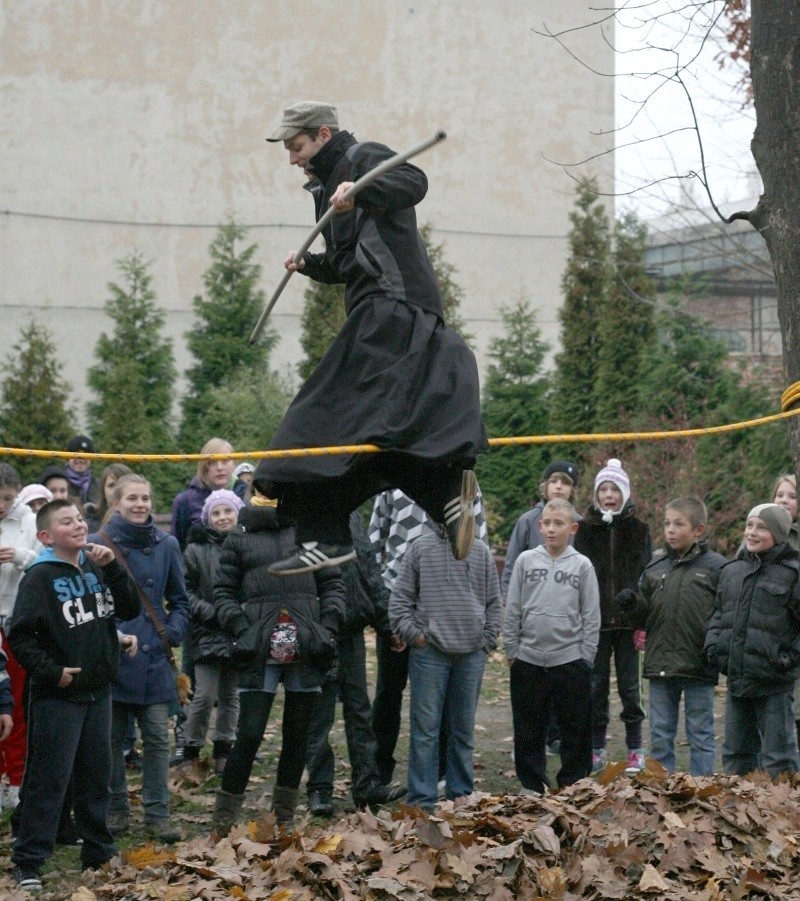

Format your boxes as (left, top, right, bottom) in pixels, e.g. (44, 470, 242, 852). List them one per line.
(0, 499, 40, 626)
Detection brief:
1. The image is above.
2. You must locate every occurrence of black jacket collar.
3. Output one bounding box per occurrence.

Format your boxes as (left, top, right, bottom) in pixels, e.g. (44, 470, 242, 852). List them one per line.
(307, 131, 356, 185)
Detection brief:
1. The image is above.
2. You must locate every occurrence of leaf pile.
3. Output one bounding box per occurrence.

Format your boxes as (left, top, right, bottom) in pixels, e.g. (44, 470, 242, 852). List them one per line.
(5, 762, 800, 900)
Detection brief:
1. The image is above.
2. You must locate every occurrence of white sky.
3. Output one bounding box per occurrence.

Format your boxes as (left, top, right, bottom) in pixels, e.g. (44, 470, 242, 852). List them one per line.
(610, 0, 757, 223)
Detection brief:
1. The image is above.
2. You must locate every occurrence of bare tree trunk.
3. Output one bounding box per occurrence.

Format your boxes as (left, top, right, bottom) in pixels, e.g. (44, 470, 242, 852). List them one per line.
(749, 1, 800, 469)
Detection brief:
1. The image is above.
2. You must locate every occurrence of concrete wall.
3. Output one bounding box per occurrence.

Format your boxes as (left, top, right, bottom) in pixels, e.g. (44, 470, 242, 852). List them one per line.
(0, 0, 614, 432)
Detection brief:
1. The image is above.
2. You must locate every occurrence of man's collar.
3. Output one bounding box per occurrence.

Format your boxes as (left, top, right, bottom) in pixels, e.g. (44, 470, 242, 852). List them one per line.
(307, 131, 356, 184)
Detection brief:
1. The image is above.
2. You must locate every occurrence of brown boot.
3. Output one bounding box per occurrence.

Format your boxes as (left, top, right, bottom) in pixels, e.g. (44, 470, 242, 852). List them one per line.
(271, 785, 299, 829)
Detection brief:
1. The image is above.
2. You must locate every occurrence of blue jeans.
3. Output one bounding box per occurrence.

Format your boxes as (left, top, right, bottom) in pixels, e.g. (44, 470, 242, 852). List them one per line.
(648, 677, 715, 775)
(407, 643, 486, 811)
(723, 690, 800, 777)
(110, 702, 171, 823)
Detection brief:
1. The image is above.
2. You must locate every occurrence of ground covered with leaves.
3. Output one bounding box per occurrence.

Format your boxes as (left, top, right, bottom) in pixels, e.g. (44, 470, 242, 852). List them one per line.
(2, 764, 800, 899)
(1, 647, 798, 898)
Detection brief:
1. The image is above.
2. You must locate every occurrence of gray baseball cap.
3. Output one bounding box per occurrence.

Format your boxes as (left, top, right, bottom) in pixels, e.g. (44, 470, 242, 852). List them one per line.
(266, 101, 339, 142)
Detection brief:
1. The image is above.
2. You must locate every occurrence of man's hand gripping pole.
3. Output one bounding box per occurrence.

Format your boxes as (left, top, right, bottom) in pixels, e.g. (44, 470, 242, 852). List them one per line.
(248, 130, 447, 345)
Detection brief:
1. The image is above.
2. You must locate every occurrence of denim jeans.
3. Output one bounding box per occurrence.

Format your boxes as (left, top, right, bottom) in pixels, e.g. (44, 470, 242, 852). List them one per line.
(723, 690, 800, 777)
(406, 643, 485, 811)
(12, 695, 115, 869)
(110, 702, 171, 824)
(648, 677, 715, 775)
(185, 660, 240, 748)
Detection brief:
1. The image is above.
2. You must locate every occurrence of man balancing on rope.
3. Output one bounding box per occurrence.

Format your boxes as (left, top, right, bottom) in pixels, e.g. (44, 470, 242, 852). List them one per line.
(255, 100, 486, 575)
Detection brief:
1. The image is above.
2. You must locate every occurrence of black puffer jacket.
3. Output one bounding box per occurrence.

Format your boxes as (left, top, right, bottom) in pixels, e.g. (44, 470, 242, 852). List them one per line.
(629, 541, 725, 682)
(574, 503, 652, 630)
(704, 542, 800, 698)
(213, 505, 346, 690)
(183, 525, 233, 664)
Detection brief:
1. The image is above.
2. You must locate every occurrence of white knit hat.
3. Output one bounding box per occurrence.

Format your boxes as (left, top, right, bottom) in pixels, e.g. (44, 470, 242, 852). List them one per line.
(594, 458, 631, 523)
(17, 484, 53, 509)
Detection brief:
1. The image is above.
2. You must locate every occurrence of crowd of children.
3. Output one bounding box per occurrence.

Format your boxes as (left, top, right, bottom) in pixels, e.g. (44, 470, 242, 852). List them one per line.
(2, 433, 800, 893)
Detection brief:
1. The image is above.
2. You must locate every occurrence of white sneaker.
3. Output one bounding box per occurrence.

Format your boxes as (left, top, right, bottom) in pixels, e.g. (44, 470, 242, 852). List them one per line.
(6, 785, 20, 808)
(437, 779, 446, 799)
(625, 750, 645, 774)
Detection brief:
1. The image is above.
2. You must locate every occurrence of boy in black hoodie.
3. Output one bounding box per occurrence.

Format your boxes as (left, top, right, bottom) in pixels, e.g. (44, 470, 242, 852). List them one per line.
(7, 499, 139, 892)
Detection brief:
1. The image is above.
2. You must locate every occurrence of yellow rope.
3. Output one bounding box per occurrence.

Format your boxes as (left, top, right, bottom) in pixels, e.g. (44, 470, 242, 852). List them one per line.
(2, 383, 799, 464)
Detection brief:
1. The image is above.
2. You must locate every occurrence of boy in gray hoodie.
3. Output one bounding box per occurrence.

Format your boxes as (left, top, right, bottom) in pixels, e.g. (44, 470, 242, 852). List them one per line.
(504, 498, 600, 794)
(390, 524, 501, 811)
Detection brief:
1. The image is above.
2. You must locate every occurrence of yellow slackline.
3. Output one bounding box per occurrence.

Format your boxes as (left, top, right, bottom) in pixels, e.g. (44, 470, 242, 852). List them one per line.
(2, 383, 800, 465)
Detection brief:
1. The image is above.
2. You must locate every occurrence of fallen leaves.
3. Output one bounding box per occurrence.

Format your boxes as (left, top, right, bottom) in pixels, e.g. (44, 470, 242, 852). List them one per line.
(4, 764, 800, 899)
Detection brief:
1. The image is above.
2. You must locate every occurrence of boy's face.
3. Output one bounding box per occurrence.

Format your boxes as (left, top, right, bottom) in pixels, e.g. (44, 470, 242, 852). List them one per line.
(209, 504, 238, 533)
(539, 509, 578, 554)
(117, 484, 152, 524)
(545, 473, 573, 502)
(0, 487, 17, 520)
(744, 515, 776, 554)
(45, 478, 70, 500)
(664, 509, 704, 554)
(39, 505, 87, 553)
(774, 480, 798, 521)
(26, 497, 49, 514)
(596, 481, 623, 511)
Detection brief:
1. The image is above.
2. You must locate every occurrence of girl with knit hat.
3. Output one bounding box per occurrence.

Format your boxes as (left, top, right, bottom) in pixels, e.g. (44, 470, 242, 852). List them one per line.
(574, 459, 652, 774)
(178, 489, 245, 776)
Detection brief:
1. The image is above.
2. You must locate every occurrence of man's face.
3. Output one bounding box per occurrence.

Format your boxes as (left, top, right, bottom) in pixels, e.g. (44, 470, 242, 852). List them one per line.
(68, 457, 91, 473)
(283, 129, 330, 178)
(41, 505, 87, 554)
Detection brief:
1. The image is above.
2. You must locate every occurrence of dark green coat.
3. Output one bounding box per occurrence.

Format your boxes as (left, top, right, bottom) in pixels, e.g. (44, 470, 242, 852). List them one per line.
(629, 541, 725, 683)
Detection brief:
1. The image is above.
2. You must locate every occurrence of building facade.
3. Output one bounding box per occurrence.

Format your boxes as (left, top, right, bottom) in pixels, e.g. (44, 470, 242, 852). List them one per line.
(1, 1, 615, 431)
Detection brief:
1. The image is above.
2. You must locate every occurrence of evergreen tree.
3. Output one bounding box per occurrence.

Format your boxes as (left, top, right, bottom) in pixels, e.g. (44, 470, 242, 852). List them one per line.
(180, 219, 278, 449)
(593, 212, 656, 426)
(477, 294, 551, 546)
(0, 320, 76, 483)
(297, 223, 471, 379)
(298, 283, 345, 382)
(550, 179, 612, 441)
(87, 252, 179, 507)
(623, 298, 790, 552)
(201, 369, 292, 452)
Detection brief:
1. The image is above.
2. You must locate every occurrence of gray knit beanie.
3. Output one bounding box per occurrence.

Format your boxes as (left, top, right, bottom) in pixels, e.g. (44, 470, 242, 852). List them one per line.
(747, 503, 792, 546)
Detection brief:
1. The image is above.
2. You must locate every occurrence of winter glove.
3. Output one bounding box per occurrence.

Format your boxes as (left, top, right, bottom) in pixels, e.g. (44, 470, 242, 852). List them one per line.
(231, 624, 262, 663)
(703, 645, 718, 670)
(615, 588, 638, 609)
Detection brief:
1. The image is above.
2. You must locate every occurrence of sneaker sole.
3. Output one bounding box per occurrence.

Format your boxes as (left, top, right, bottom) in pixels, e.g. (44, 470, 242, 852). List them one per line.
(454, 469, 478, 560)
(269, 548, 357, 576)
